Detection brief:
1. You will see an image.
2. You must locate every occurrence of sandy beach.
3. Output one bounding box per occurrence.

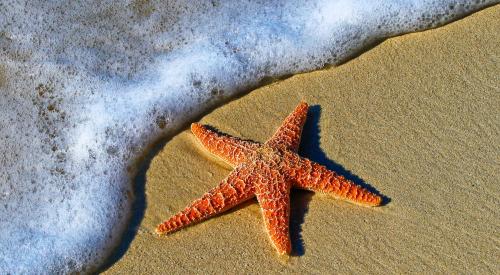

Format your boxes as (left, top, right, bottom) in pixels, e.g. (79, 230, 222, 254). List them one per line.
(105, 5, 499, 274)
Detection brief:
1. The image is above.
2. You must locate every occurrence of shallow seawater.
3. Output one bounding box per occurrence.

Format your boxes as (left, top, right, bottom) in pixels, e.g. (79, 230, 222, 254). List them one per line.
(0, 0, 497, 273)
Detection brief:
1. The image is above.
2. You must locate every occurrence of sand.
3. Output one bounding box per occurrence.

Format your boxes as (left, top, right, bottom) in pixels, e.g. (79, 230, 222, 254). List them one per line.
(104, 6, 500, 274)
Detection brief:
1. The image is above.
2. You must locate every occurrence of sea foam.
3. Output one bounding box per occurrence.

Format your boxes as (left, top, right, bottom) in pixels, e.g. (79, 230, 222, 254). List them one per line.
(0, 0, 497, 273)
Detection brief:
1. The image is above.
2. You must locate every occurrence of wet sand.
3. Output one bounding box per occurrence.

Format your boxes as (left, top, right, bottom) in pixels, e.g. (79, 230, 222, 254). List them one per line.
(105, 6, 499, 274)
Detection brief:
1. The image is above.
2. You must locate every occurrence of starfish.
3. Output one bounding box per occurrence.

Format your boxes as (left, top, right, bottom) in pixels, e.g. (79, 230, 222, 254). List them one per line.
(156, 102, 382, 254)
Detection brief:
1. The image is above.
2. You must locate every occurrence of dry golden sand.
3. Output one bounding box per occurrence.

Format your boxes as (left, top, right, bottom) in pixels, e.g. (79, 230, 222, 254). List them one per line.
(105, 6, 500, 274)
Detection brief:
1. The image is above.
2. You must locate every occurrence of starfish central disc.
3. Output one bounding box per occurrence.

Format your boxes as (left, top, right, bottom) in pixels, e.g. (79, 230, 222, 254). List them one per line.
(254, 146, 287, 164)
(156, 101, 383, 255)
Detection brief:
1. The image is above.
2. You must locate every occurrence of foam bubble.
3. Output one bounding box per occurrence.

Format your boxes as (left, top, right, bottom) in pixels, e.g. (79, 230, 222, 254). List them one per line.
(0, 0, 497, 272)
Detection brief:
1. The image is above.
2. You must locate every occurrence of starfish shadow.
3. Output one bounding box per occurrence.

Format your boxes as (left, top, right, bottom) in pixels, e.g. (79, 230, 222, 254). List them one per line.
(299, 105, 390, 203)
(289, 189, 313, 256)
(288, 105, 390, 256)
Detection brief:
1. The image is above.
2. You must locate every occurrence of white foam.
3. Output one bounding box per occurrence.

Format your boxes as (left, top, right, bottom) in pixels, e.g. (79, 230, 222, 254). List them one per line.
(0, 0, 497, 272)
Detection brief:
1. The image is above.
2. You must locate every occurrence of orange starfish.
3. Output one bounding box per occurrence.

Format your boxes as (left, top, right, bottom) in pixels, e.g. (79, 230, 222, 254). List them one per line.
(156, 102, 382, 254)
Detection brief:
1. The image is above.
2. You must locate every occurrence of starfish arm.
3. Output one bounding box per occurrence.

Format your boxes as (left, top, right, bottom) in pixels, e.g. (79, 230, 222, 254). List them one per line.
(253, 168, 292, 255)
(265, 101, 308, 152)
(156, 165, 255, 235)
(288, 156, 382, 206)
(191, 123, 260, 166)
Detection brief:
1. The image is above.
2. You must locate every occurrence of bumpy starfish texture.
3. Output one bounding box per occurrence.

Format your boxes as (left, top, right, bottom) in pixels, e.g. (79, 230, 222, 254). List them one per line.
(156, 102, 382, 255)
